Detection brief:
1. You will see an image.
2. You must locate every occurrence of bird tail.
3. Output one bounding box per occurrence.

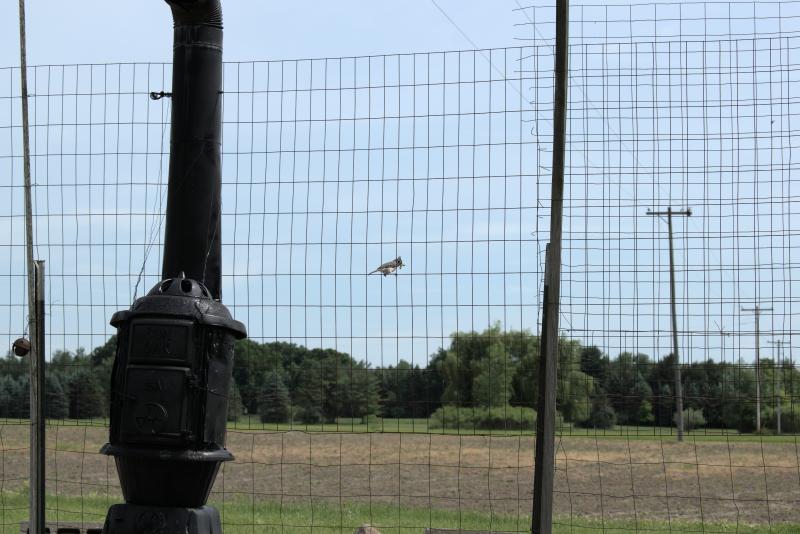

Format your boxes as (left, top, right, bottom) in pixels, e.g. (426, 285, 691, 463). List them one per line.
(368, 269, 378, 275)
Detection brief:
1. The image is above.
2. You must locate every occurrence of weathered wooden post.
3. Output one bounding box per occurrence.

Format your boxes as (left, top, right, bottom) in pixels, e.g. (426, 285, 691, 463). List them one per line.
(532, 0, 569, 532)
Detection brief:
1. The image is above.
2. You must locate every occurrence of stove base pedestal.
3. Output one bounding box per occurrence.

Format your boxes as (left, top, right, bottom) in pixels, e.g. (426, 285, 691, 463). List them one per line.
(102, 504, 221, 534)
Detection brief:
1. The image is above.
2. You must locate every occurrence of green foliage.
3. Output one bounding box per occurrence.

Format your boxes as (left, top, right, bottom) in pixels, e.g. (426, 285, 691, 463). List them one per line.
(578, 395, 616, 430)
(605, 352, 653, 425)
(292, 404, 324, 424)
(233, 339, 282, 414)
(259, 370, 291, 423)
(722, 400, 757, 433)
(67, 369, 106, 419)
(638, 399, 655, 425)
(436, 325, 594, 427)
(1, 351, 28, 380)
(45, 375, 68, 419)
(0, 375, 29, 418)
(580, 345, 608, 382)
(338, 363, 382, 418)
(233, 339, 382, 424)
(90, 335, 117, 365)
(0, 375, 13, 417)
(506, 331, 541, 407)
(472, 342, 516, 407)
(289, 356, 324, 421)
(377, 360, 433, 418)
(650, 383, 675, 428)
(227, 380, 245, 422)
(646, 353, 678, 426)
(438, 324, 516, 406)
(565, 399, 591, 425)
(428, 405, 537, 431)
(13, 324, 797, 437)
(765, 404, 800, 433)
(718, 366, 757, 433)
(676, 407, 706, 430)
(557, 341, 595, 423)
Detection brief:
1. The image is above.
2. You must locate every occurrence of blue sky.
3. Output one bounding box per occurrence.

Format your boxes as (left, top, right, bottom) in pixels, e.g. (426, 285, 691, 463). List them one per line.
(0, 1, 520, 66)
(1, 1, 799, 368)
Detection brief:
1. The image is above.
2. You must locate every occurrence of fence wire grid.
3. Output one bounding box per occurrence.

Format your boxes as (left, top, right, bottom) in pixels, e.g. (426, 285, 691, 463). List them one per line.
(1, 1, 800, 533)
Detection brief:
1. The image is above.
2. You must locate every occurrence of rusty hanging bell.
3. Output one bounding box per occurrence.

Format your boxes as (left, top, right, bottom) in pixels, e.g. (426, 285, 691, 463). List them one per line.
(12, 337, 31, 357)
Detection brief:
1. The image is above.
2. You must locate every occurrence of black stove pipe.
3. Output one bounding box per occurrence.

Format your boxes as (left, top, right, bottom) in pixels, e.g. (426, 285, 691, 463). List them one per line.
(161, 0, 223, 300)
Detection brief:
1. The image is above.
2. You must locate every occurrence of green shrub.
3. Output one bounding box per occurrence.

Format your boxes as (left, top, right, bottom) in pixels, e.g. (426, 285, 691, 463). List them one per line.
(765, 404, 800, 433)
(638, 399, 655, 425)
(428, 405, 473, 430)
(561, 397, 590, 425)
(675, 407, 706, 430)
(0, 376, 29, 419)
(292, 405, 324, 425)
(578, 396, 616, 430)
(721, 400, 756, 433)
(428, 405, 536, 431)
(67, 370, 106, 419)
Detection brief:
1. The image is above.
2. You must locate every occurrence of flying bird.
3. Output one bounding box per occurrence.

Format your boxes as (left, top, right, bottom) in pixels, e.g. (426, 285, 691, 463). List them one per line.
(369, 257, 404, 276)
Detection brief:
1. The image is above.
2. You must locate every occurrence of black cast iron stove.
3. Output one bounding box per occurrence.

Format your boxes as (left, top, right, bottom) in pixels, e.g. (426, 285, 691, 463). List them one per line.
(100, 1, 245, 532)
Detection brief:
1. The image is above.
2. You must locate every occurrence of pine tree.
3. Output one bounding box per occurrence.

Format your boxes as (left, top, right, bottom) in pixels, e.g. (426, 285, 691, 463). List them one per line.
(45, 375, 68, 419)
(11, 376, 30, 419)
(68, 370, 106, 419)
(0, 375, 16, 417)
(258, 370, 291, 423)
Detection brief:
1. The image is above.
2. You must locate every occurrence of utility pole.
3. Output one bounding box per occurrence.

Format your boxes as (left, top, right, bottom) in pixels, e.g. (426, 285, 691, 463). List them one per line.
(532, 0, 568, 531)
(647, 207, 692, 442)
(768, 339, 784, 434)
(714, 322, 733, 429)
(741, 305, 772, 432)
(719, 326, 731, 363)
(714, 322, 732, 363)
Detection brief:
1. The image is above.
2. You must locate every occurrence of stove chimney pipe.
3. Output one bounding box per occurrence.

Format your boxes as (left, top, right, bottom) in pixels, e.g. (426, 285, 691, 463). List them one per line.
(161, 0, 224, 299)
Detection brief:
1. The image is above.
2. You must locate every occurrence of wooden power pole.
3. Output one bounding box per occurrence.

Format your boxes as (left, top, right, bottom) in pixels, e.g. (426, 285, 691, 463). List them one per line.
(647, 207, 692, 442)
(715, 322, 731, 363)
(741, 305, 772, 432)
(532, 0, 569, 532)
(768, 338, 784, 434)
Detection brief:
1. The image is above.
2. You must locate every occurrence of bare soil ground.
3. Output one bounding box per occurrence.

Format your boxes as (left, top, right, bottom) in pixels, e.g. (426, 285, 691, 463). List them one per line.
(1, 424, 798, 526)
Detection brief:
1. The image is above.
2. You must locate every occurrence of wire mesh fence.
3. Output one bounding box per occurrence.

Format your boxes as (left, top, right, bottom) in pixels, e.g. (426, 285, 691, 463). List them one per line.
(1, 1, 800, 532)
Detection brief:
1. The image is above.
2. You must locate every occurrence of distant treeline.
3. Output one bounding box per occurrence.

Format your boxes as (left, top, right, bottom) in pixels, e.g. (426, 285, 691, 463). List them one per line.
(1, 324, 797, 432)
